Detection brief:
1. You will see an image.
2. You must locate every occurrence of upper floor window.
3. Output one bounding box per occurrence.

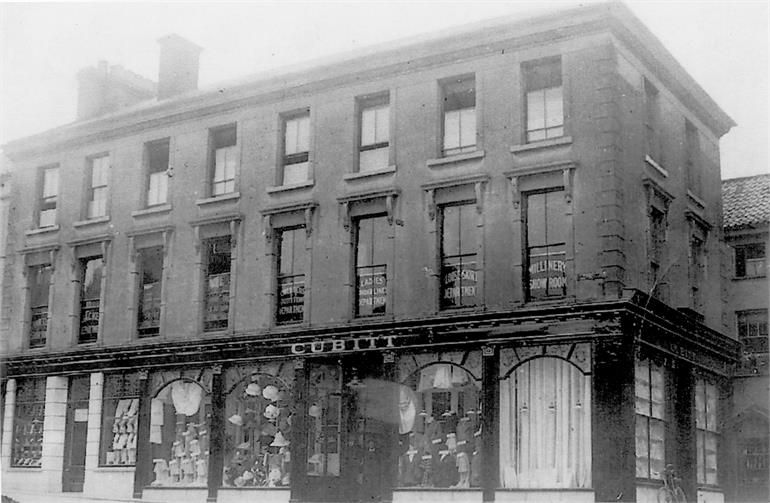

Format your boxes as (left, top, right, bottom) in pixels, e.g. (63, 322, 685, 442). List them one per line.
(28, 264, 52, 349)
(644, 78, 661, 162)
(738, 309, 769, 354)
(695, 379, 719, 486)
(735, 243, 765, 278)
(137, 246, 163, 338)
(37, 165, 58, 228)
(146, 139, 169, 206)
(282, 112, 310, 185)
(276, 227, 307, 324)
(358, 94, 390, 172)
(355, 215, 388, 317)
(210, 125, 237, 196)
(685, 120, 701, 195)
(440, 203, 478, 309)
(79, 256, 104, 344)
(87, 155, 110, 219)
(689, 234, 706, 310)
(524, 57, 563, 143)
(442, 77, 476, 156)
(649, 207, 667, 301)
(635, 357, 666, 480)
(11, 378, 46, 468)
(525, 190, 567, 301)
(203, 236, 231, 331)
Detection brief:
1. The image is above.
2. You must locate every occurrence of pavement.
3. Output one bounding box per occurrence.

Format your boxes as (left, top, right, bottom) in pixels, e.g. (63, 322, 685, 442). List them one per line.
(2, 492, 163, 503)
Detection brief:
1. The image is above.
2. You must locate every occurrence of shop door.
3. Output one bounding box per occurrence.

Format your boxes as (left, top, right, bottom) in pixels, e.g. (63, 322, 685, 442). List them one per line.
(62, 375, 90, 492)
(303, 356, 392, 502)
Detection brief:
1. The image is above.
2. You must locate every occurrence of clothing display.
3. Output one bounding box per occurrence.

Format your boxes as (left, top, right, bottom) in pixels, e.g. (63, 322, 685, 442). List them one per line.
(105, 398, 139, 465)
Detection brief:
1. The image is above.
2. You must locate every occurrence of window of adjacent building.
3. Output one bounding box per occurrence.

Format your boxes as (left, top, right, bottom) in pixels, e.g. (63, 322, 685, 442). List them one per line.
(276, 227, 307, 324)
(635, 357, 666, 479)
(442, 77, 476, 156)
(690, 235, 705, 310)
(649, 207, 667, 301)
(210, 125, 237, 196)
(397, 360, 481, 488)
(137, 246, 163, 338)
(440, 203, 478, 309)
(358, 94, 390, 172)
(695, 379, 719, 485)
(525, 190, 567, 301)
(100, 373, 140, 466)
(354, 215, 388, 317)
(737, 309, 769, 354)
(685, 120, 701, 195)
(28, 264, 52, 349)
(524, 57, 564, 143)
(87, 155, 110, 219)
(223, 365, 294, 487)
(11, 377, 46, 467)
(78, 256, 104, 344)
(735, 243, 766, 278)
(644, 78, 661, 162)
(499, 357, 591, 488)
(38, 166, 58, 228)
(203, 236, 231, 331)
(282, 113, 310, 185)
(146, 139, 169, 206)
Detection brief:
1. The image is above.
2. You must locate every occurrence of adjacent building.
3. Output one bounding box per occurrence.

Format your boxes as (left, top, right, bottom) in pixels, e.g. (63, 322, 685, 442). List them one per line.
(1, 4, 742, 503)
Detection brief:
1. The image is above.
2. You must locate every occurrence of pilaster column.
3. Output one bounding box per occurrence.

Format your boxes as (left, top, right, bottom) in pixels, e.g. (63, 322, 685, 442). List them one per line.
(207, 364, 224, 503)
(481, 345, 498, 503)
(132, 370, 150, 498)
(1, 379, 17, 467)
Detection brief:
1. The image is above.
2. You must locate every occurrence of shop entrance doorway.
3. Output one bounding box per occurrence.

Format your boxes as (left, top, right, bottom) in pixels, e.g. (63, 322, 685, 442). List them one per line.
(62, 375, 90, 492)
(301, 354, 394, 502)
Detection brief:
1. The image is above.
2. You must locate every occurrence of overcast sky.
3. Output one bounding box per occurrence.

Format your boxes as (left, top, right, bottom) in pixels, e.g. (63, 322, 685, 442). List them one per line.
(1, 1, 767, 179)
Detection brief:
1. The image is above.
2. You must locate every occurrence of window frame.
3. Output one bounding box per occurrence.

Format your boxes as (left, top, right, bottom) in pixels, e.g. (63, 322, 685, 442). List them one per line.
(209, 124, 238, 197)
(78, 255, 104, 344)
(86, 154, 110, 219)
(136, 245, 164, 338)
(635, 357, 667, 480)
(695, 378, 720, 486)
(644, 78, 662, 163)
(202, 235, 232, 332)
(441, 76, 477, 157)
(737, 309, 769, 354)
(275, 226, 307, 325)
(280, 111, 311, 186)
(734, 243, 766, 279)
(353, 214, 389, 317)
(439, 201, 479, 310)
(523, 188, 568, 302)
(357, 93, 391, 172)
(37, 165, 59, 228)
(99, 372, 141, 467)
(523, 57, 564, 144)
(28, 264, 52, 349)
(11, 378, 46, 468)
(145, 138, 170, 207)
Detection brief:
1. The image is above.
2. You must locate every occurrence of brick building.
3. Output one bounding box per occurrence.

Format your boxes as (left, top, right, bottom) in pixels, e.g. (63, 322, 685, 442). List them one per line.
(722, 174, 769, 503)
(1, 4, 741, 503)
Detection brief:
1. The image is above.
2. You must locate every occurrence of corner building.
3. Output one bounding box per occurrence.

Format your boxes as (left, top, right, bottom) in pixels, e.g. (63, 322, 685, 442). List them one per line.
(1, 4, 741, 503)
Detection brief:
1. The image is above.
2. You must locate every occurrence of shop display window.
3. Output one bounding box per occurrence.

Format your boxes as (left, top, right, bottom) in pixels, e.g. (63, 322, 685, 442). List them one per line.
(499, 357, 591, 488)
(149, 380, 211, 487)
(223, 365, 294, 487)
(396, 362, 481, 488)
(635, 357, 666, 479)
(100, 372, 141, 466)
(306, 364, 343, 477)
(12, 378, 46, 467)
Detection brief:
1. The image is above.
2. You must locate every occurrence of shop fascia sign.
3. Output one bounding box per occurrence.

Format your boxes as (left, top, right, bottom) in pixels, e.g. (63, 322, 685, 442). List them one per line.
(290, 334, 396, 355)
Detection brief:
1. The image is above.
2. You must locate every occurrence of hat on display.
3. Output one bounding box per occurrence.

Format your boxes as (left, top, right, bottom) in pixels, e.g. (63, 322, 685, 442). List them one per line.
(441, 410, 453, 417)
(308, 405, 321, 418)
(418, 409, 428, 417)
(262, 385, 279, 401)
(228, 414, 243, 426)
(270, 431, 290, 447)
(261, 423, 278, 436)
(264, 404, 280, 419)
(245, 383, 261, 396)
(242, 470, 254, 481)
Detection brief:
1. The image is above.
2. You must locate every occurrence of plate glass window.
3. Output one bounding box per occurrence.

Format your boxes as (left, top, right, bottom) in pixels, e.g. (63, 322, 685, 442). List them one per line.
(359, 96, 390, 172)
(38, 166, 58, 228)
(87, 155, 109, 218)
(635, 358, 666, 479)
(277, 227, 307, 324)
(440, 203, 478, 309)
(147, 140, 169, 206)
(283, 113, 310, 185)
(735, 243, 765, 278)
(695, 379, 719, 485)
(355, 216, 388, 317)
(11, 378, 46, 467)
(442, 78, 476, 156)
(644, 79, 662, 162)
(525, 190, 567, 300)
(211, 126, 237, 196)
(203, 236, 231, 331)
(137, 246, 163, 338)
(79, 256, 103, 344)
(28, 264, 52, 348)
(100, 373, 140, 466)
(524, 58, 563, 143)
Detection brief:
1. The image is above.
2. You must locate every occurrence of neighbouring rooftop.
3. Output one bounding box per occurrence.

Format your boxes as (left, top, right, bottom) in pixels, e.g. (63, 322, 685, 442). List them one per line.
(723, 173, 770, 230)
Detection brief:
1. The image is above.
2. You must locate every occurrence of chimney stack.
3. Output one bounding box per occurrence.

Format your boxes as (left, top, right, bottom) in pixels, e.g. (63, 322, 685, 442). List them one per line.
(157, 34, 203, 99)
(76, 61, 156, 120)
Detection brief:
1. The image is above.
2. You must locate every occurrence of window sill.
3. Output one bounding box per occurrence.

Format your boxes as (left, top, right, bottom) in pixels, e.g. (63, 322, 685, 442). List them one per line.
(343, 165, 397, 181)
(426, 150, 484, 168)
(510, 136, 572, 153)
(131, 204, 172, 218)
(73, 216, 111, 228)
(644, 155, 669, 177)
(6, 466, 42, 471)
(266, 180, 314, 194)
(733, 275, 766, 281)
(196, 192, 240, 207)
(635, 478, 664, 487)
(94, 465, 135, 472)
(25, 225, 59, 236)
